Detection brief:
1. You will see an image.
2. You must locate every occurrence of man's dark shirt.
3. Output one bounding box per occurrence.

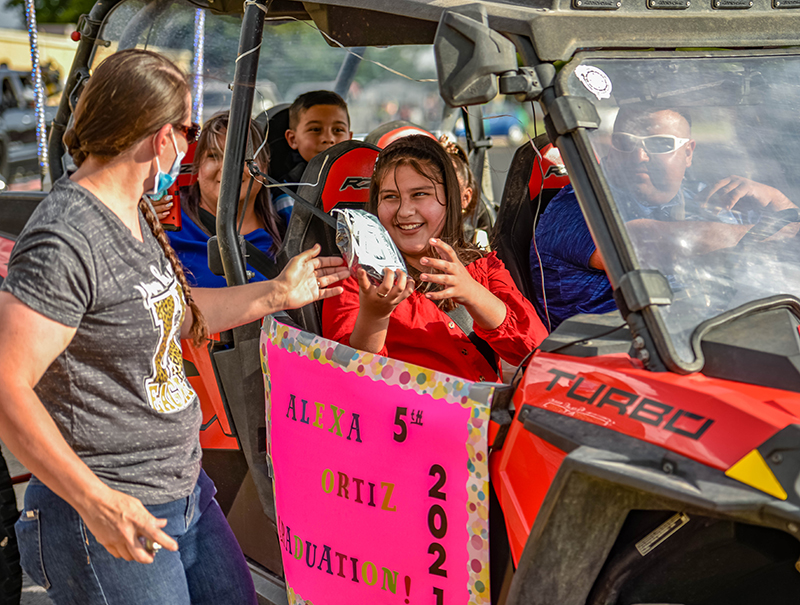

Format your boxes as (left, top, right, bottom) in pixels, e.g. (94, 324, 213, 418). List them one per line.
(529, 185, 617, 330)
(529, 181, 733, 330)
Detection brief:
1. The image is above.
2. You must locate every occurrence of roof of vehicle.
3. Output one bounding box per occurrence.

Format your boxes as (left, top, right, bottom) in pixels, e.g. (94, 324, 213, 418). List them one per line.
(187, 0, 800, 62)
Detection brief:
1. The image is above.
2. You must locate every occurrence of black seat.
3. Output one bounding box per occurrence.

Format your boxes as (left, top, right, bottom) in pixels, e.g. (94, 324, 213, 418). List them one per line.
(275, 139, 381, 334)
(492, 134, 570, 302)
(254, 103, 294, 181)
(365, 120, 436, 148)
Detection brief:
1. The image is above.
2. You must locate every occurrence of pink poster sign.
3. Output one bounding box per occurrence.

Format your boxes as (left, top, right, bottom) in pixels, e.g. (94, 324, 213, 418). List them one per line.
(260, 318, 494, 605)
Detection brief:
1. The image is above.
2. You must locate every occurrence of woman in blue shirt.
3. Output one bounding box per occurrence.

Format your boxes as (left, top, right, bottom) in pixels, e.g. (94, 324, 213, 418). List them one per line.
(161, 112, 286, 287)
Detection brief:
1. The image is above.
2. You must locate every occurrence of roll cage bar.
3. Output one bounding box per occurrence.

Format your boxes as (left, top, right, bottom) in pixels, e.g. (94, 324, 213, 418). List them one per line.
(51, 0, 800, 375)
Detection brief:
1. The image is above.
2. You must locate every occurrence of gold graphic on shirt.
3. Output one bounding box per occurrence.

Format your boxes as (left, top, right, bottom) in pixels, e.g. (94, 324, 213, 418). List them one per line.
(135, 266, 196, 414)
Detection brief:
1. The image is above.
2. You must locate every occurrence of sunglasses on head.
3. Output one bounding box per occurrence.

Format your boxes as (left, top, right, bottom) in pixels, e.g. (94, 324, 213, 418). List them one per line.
(173, 122, 201, 143)
(611, 132, 690, 155)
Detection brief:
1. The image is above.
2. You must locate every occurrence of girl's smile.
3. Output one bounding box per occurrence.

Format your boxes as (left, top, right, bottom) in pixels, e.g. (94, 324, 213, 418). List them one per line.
(377, 163, 447, 268)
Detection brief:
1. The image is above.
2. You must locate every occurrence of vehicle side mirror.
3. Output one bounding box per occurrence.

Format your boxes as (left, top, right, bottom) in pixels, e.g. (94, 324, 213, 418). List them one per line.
(434, 5, 517, 107)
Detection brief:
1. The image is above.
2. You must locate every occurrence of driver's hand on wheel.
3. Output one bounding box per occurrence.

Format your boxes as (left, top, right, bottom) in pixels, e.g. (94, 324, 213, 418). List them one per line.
(702, 175, 795, 215)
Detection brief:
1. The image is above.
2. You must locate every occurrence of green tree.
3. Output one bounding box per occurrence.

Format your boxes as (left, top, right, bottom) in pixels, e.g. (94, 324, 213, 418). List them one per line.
(5, 0, 95, 25)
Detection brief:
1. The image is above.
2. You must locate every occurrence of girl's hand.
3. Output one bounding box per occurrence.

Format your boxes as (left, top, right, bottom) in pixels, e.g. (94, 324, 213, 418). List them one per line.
(357, 267, 414, 319)
(419, 238, 483, 306)
(151, 194, 174, 221)
(277, 244, 349, 309)
(420, 238, 507, 330)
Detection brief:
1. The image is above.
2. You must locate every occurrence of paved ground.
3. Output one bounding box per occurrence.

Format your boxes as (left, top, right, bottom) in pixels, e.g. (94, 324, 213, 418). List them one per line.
(1, 441, 54, 605)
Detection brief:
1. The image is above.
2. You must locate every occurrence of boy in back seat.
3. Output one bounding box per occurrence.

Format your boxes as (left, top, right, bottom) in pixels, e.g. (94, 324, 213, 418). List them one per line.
(273, 90, 353, 220)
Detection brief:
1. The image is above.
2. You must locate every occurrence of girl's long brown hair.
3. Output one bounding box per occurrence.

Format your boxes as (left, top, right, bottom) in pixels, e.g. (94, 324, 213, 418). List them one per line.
(367, 134, 483, 312)
(183, 112, 284, 254)
(63, 48, 208, 346)
(440, 136, 479, 217)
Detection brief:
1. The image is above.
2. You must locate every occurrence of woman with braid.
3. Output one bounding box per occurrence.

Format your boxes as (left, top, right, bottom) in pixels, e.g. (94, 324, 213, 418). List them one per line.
(0, 49, 347, 605)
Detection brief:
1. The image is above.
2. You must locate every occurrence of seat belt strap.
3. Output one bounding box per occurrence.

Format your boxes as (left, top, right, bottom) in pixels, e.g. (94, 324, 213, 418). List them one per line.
(247, 163, 338, 229)
(198, 208, 281, 280)
(444, 304, 498, 373)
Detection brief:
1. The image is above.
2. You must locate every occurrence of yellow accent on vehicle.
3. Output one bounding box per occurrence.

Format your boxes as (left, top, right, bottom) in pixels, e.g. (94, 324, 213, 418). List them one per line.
(725, 450, 788, 501)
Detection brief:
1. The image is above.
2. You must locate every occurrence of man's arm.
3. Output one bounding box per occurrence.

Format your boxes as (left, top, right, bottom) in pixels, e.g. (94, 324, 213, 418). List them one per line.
(588, 249, 605, 271)
(702, 175, 796, 215)
(627, 219, 750, 267)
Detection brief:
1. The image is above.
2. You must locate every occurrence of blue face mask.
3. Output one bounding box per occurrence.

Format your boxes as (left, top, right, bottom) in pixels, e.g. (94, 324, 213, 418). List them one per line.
(149, 131, 185, 200)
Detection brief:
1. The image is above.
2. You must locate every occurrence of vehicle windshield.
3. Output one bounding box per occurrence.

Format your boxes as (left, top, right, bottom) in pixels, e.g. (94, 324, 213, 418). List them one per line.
(92, 0, 447, 134)
(563, 52, 800, 365)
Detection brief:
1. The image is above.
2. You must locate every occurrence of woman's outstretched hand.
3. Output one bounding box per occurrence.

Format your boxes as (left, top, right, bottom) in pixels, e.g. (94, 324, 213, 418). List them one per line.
(277, 244, 348, 310)
(420, 238, 506, 331)
(357, 267, 415, 319)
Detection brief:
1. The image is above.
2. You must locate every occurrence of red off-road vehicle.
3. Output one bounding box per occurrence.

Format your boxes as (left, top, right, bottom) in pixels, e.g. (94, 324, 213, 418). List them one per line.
(2, 1, 800, 604)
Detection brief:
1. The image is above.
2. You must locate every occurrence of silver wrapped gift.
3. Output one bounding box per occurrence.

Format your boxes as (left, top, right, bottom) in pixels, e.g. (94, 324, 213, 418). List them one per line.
(333, 208, 407, 284)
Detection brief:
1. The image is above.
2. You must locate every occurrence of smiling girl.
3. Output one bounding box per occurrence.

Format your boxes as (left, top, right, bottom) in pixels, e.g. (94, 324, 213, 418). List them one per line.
(322, 135, 548, 382)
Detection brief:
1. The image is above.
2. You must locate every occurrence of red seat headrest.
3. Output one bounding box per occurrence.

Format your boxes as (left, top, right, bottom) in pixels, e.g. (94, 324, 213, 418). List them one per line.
(375, 126, 437, 149)
(528, 143, 570, 200)
(319, 146, 379, 212)
(176, 141, 198, 189)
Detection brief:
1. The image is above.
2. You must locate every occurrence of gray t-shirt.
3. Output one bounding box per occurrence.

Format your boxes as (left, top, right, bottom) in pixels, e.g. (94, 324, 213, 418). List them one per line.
(2, 176, 201, 505)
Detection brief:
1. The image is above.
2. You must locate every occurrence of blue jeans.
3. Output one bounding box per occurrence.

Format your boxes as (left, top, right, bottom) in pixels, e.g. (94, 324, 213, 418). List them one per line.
(15, 470, 257, 605)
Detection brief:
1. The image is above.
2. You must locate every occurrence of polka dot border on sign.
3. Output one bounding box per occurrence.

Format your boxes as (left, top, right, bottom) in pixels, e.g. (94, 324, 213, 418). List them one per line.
(286, 585, 313, 605)
(259, 317, 492, 604)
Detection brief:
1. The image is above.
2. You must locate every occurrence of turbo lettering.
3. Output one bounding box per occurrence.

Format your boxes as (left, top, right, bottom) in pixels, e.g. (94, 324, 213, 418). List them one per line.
(630, 398, 674, 426)
(566, 376, 605, 405)
(664, 409, 714, 440)
(544, 368, 715, 440)
(596, 387, 638, 415)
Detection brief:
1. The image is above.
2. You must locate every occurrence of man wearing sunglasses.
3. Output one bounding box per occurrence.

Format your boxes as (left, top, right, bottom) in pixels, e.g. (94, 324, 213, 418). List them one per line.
(529, 106, 796, 331)
(605, 108, 696, 219)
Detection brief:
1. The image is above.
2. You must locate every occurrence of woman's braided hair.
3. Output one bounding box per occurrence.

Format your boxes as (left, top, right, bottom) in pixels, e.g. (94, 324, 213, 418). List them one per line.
(138, 198, 209, 346)
(63, 48, 208, 346)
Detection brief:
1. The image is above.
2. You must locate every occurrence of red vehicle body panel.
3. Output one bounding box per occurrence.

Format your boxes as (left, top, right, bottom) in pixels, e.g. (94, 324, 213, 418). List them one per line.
(491, 418, 567, 564)
(492, 349, 800, 565)
(183, 337, 240, 450)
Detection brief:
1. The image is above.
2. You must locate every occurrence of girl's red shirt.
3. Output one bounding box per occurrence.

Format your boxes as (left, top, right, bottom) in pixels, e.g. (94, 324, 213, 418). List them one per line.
(321, 252, 549, 382)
